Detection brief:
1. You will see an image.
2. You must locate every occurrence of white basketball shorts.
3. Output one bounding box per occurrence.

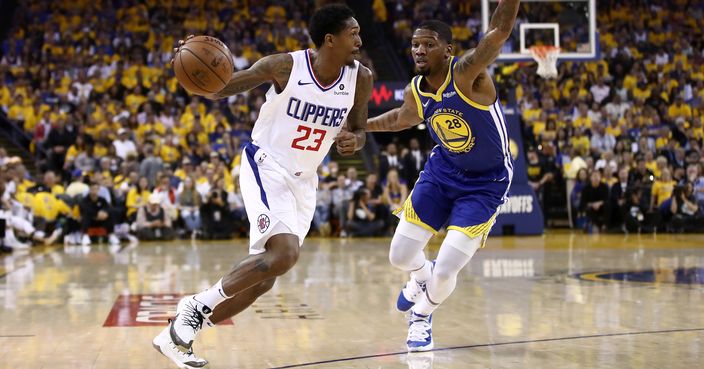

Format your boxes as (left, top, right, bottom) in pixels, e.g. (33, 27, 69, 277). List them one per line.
(239, 143, 317, 254)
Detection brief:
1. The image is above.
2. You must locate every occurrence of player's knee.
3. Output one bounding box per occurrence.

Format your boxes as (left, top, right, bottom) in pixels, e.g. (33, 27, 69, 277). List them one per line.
(433, 267, 457, 283)
(267, 235, 300, 275)
(388, 245, 413, 270)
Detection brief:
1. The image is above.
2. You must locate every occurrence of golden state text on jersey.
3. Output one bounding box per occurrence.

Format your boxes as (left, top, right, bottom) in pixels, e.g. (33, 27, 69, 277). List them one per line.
(411, 56, 513, 178)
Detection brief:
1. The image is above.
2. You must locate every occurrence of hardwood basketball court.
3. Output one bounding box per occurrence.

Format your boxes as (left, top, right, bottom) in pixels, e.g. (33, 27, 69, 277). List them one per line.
(1, 233, 703, 368)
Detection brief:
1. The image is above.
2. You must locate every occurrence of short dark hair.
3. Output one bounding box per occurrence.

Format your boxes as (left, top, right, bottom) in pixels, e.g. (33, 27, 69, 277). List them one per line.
(308, 4, 355, 48)
(417, 20, 453, 44)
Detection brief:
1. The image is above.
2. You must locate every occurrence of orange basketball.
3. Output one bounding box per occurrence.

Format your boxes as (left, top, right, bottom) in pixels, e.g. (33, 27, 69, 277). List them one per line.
(173, 35, 234, 96)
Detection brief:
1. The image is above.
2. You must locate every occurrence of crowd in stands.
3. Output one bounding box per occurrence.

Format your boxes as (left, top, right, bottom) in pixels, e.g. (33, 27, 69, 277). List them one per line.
(377, 0, 704, 233)
(0, 0, 386, 252)
(2, 0, 704, 252)
(512, 0, 704, 233)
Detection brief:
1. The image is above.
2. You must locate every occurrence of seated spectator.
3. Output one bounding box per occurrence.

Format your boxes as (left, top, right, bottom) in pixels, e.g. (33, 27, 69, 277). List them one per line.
(623, 188, 649, 233)
(686, 163, 704, 208)
(570, 168, 590, 228)
(346, 189, 384, 237)
(178, 177, 202, 237)
(609, 166, 633, 229)
(201, 178, 231, 239)
(79, 183, 119, 246)
(345, 167, 364, 193)
(382, 168, 408, 233)
(311, 179, 332, 236)
(136, 194, 174, 241)
(669, 183, 701, 232)
(383, 168, 408, 214)
(331, 175, 352, 235)
(580, 170, 609, 233)
(227, 179, 248, 237)
(126, 177, 151, 223)
(153, 174, 178, 220)
(650, 168, 676, 212)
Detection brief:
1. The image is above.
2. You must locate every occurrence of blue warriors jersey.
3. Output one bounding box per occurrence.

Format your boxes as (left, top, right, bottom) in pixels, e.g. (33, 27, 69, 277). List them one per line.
(396, 56, 513, 244)
(411, 56, 512, 179)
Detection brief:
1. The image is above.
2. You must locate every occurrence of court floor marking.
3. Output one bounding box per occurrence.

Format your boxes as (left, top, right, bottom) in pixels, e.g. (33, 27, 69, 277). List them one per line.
(270, 327, 704, 368)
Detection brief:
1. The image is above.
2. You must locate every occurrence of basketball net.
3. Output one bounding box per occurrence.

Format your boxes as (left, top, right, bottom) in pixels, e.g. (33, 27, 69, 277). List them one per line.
(529, 45, 560, 79)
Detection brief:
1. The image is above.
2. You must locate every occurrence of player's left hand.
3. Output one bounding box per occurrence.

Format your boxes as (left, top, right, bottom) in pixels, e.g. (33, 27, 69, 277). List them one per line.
(335, 131, 357, 156)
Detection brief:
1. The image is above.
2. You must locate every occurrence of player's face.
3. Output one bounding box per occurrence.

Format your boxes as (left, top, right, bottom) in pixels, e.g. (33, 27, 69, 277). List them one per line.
(412, 29, 452, 76)
(333, 18, 362, 66)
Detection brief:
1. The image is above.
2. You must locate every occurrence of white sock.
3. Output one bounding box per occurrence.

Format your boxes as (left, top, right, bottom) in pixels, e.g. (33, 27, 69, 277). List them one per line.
(194, 279, 231, 310)
(413, 230, 480, 315)
(413, 292, 438, 317)
(411, 259, 433, 282)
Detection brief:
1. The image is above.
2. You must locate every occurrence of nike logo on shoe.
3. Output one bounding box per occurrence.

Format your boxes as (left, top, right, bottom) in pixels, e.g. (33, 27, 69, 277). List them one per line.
(297, 80, 314, 86)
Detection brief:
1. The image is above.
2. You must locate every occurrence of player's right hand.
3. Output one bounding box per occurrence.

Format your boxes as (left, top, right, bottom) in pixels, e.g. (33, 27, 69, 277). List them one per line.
(170, 34, 195, 67)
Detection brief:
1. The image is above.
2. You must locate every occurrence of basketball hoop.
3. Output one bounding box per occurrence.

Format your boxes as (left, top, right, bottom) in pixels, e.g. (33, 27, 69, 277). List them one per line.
(529, 45, 560, 79)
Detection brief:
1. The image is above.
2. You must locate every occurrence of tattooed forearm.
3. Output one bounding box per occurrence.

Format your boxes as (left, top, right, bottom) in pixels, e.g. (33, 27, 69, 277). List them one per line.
(345, 65, 374, 149)
(489, 0, 520, 35)
(456, 0, 520, 74)
(367, 109, 401, 132)
(215, 80, 263, 97)
(212, 53, 293, 99)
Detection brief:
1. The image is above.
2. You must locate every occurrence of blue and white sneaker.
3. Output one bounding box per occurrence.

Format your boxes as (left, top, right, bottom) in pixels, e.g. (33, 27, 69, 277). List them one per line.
(396, 260, 435, 312)
(407, 312, 433, 352)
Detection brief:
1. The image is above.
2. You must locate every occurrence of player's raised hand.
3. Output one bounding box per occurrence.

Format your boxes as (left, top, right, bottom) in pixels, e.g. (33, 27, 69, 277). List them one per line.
(335, 130, 357, 156)
(170, 34, 195, 67)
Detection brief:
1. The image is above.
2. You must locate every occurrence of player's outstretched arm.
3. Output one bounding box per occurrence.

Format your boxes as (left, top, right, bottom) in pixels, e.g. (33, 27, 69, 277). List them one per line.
(366, 84, 423, 132)
(207, 53, 293, 99)
(454, 0, 520, 81)
(335, 65, 374, 156)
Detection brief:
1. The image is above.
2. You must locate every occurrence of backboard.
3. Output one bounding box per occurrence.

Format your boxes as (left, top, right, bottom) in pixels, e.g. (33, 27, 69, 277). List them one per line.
(482, 0, 599, 62)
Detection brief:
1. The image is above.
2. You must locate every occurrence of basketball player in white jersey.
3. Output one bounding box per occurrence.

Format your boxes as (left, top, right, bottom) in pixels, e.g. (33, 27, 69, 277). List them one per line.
(152, 5, 372, 368)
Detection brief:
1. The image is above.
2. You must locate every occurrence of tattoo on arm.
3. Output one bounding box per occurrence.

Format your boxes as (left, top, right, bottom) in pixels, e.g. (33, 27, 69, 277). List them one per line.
(214, 53, 293, 98)
(345, 65, 374, 150)
(456, 0, 520, 74)
(489, 0, 521, 34)
(367, 108, 401, 132)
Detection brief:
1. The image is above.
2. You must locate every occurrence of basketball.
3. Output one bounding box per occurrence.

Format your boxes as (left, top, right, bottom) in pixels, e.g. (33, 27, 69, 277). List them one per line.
(173, 35, 234, 96)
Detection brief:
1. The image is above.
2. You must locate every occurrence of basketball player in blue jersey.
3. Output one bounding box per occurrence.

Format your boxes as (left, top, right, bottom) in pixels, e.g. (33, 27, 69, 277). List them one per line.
(367, 0, 520, 352)
(152, 5, 373, 368)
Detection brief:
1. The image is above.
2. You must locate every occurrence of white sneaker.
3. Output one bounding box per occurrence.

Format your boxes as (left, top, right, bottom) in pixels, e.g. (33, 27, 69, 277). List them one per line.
(169, 295, 213, 350)
(108, 234, 120, 245)
(5, 231, 30, 249)
(81, 235, 92, 246)
(407, 312, 433, 352)
(152, 325, 208, 368)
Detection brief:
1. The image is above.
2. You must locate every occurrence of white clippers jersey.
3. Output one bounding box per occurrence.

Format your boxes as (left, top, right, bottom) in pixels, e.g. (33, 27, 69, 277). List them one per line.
(251, 49, 359, 176)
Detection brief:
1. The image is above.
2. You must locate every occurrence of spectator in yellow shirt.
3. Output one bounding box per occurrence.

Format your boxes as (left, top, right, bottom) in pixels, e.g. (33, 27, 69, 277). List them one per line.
(668, 95, 693, 122)
(650, 168, 676, 211)
(573, 103, 593, 129)
(126, 177, 151, 222)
